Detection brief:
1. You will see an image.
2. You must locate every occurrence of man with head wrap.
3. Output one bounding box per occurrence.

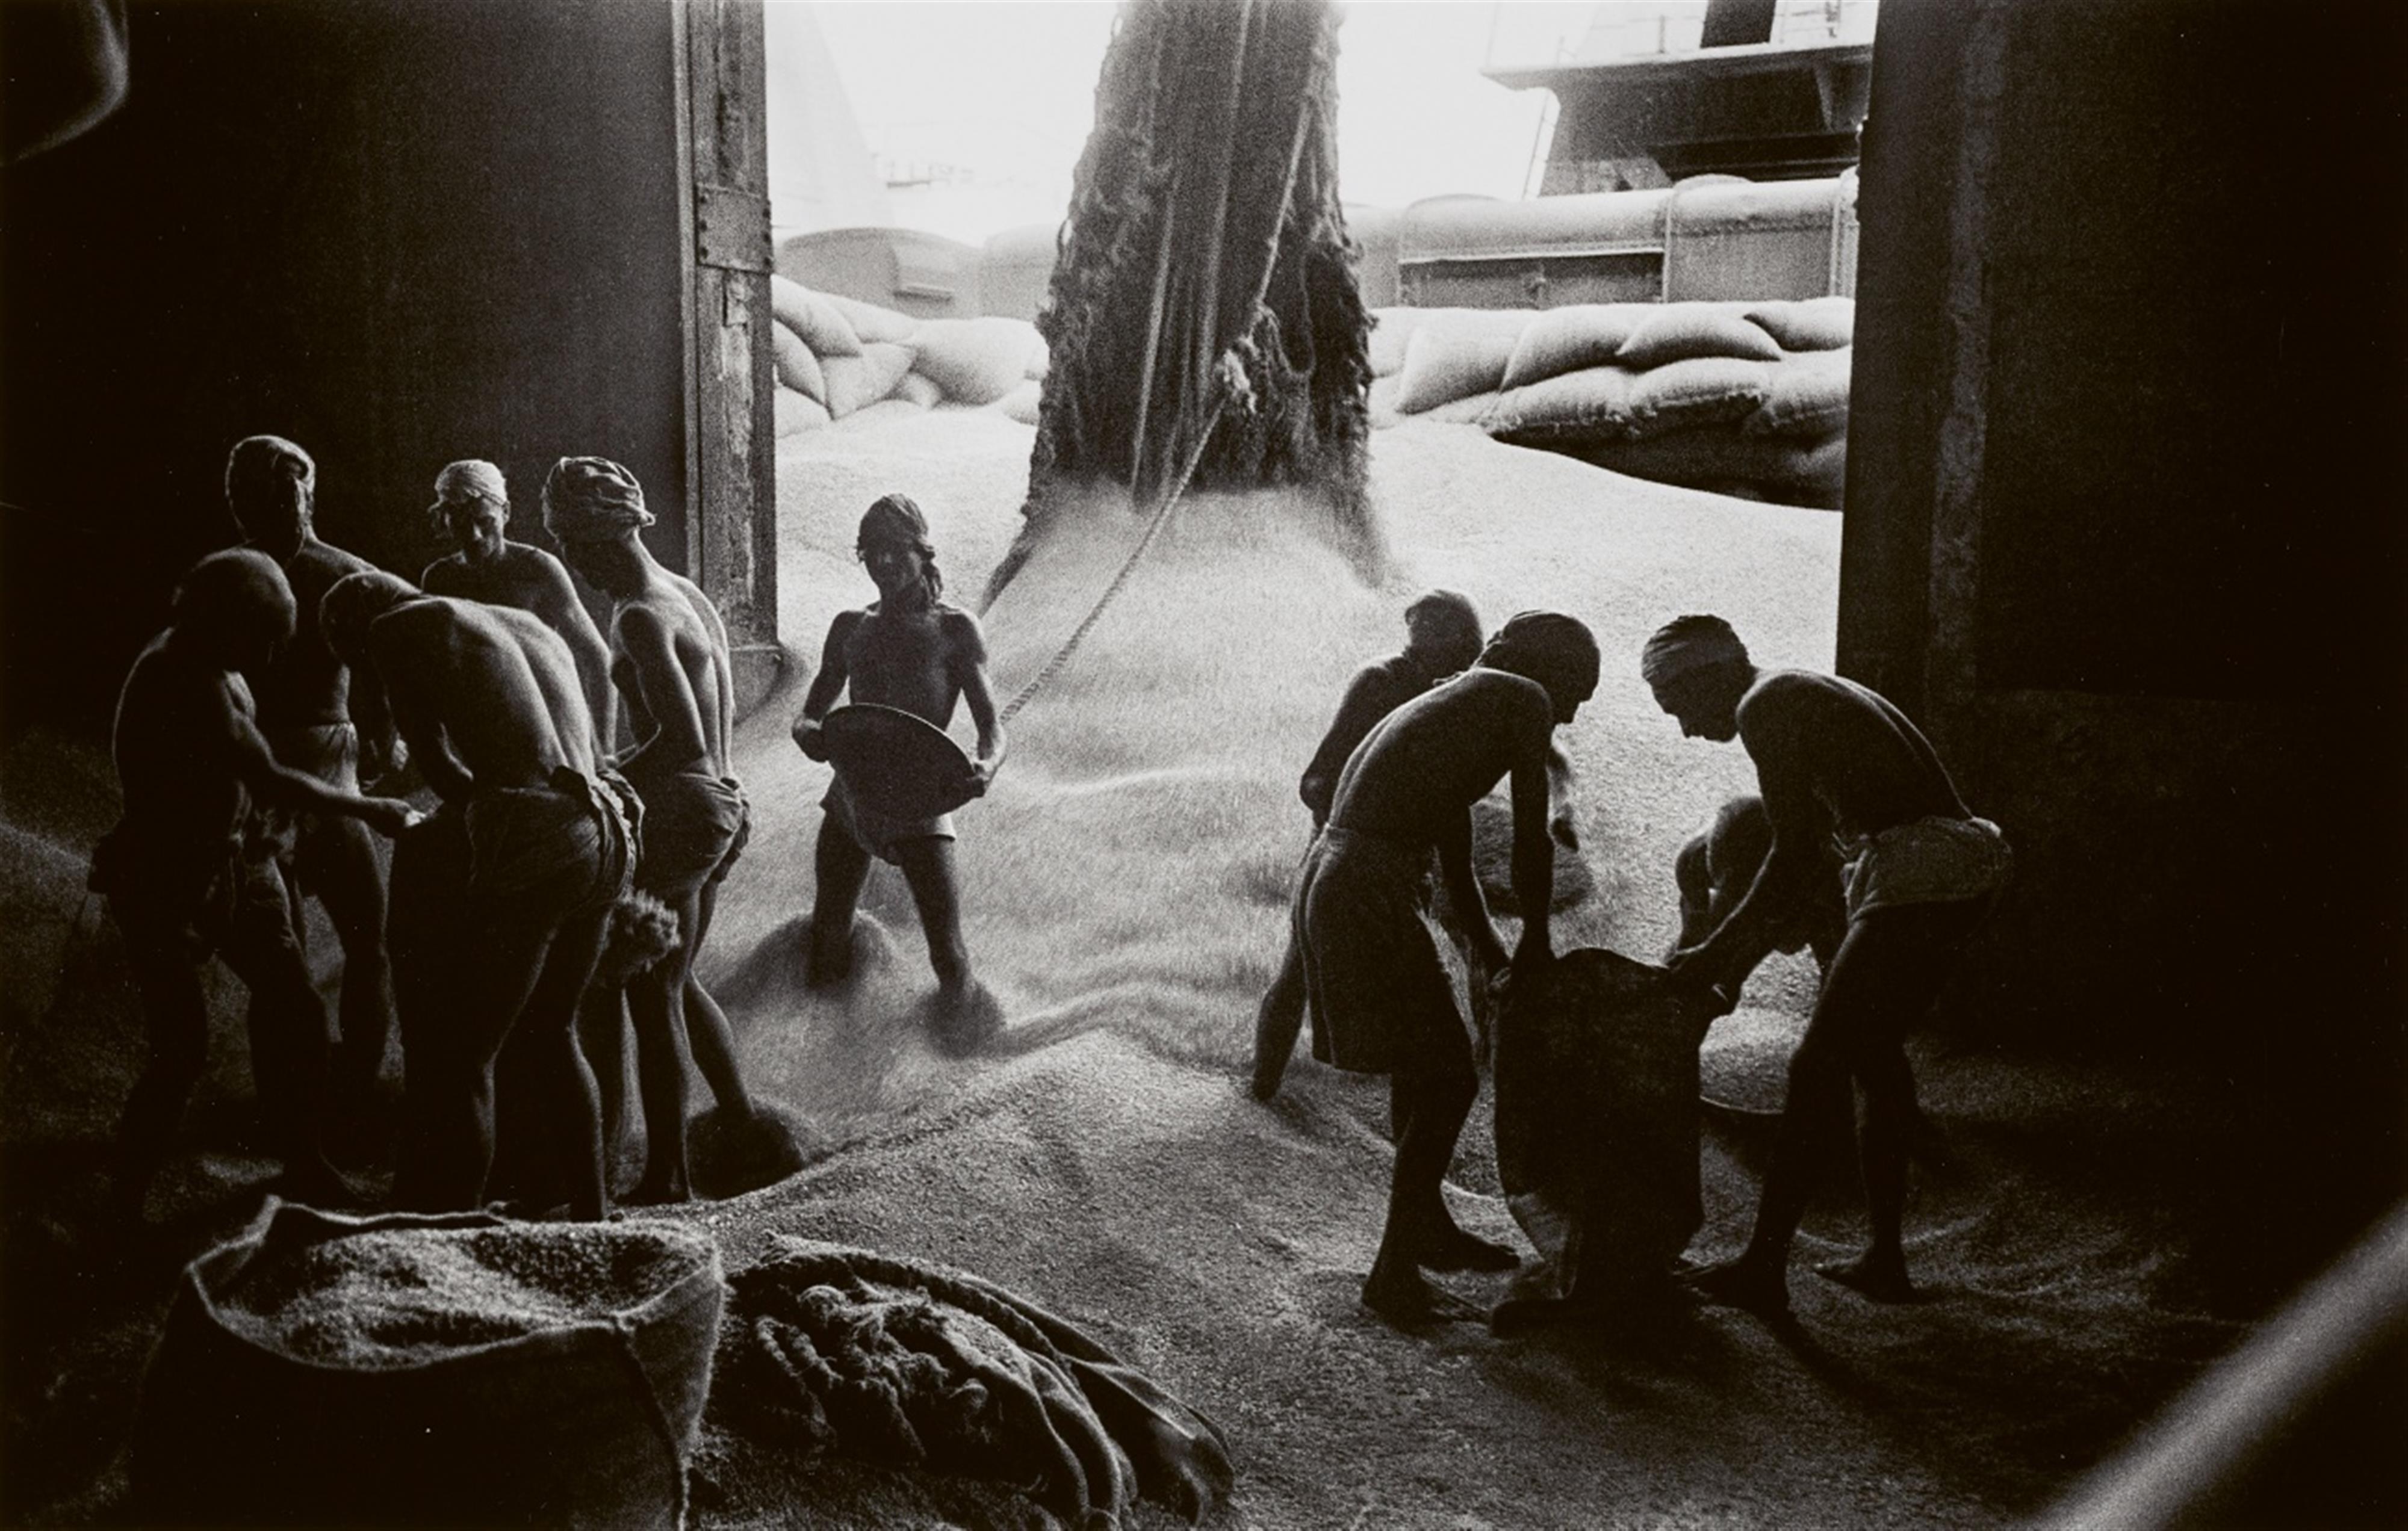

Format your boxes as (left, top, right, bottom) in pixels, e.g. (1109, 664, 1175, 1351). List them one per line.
(321, 569, 635, 1220)
(420, 459, 616, 756)
(790, 493, 1006, 1014)
(1250, 590, 1485, 1101)
(1291, 609, 1600, 1323)
(222, 435, 401, 1122)
(92, 551, 417, 1216)
(544, 456, 767, 1204)
(1643, 613, 2011, 1318)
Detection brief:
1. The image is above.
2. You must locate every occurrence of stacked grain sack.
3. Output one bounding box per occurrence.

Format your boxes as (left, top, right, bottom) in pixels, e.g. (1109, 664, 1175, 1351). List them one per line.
(770, 275, 1049, 436)
(1365, 297, 1853, 509)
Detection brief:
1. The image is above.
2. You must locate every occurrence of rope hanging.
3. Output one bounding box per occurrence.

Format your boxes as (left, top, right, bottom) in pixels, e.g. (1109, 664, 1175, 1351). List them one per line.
(990, 0, 1341, 725)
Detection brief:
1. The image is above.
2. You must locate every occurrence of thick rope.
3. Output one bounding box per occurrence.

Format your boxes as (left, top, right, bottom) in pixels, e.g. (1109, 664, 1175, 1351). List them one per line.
(996, 404, 1220, 728)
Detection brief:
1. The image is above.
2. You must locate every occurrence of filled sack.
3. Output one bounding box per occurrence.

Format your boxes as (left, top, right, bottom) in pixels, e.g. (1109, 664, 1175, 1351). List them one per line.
(132, 1200, 724, 1529)
(771, 277, 864, 359)
(1392, 310, 1531, 415)
(910, 317, 1043, 406)
(1493, 949, 1719, 1314)
(1742, 294, 1854, 353)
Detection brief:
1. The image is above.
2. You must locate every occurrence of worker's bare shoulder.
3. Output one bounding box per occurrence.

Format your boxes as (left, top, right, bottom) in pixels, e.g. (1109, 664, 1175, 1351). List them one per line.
(504, 540, 568, 574)
(1737, 668, 1837, 723)
(420, 555, 464, 595)
(488, 602, 574, 661)
(364, 597, 460, 674)
(295, 537, 377, 586)
(1456, 665, 1551, 719)
(934, 602, 987, 643)
(614, 592, 680, 642)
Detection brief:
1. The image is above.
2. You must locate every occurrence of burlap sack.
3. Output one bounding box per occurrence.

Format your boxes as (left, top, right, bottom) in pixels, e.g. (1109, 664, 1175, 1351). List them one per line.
(1493, 948, 1718, 1307)
(132, 1200, 724, 1529)
(1616, 306, 1784, 368)
(770, 276, 864, 358)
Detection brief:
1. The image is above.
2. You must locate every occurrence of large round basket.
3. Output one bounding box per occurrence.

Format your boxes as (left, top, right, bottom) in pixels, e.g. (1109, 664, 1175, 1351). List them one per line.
(822, 702, 979, 819)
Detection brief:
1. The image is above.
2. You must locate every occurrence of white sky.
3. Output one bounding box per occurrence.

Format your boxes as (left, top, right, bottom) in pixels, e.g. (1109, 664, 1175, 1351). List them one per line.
(789, 1, 1583, 244)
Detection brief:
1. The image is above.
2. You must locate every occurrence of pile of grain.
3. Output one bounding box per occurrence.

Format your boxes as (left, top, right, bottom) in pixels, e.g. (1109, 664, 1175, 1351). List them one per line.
(217, 1222, 709, 1367)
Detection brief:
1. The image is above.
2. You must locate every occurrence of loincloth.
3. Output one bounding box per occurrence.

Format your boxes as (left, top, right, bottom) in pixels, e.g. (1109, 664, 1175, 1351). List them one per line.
(1843, 815, 2012, 921)
(444, 767, 634, 931)
(625, 765, 749, 900)
(821, 775, 953, 867)
(1296, 826, 1465, 1075)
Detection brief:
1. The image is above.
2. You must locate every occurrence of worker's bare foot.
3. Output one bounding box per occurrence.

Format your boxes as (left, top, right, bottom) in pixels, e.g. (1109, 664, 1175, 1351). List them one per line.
(930, 977, 1004, 1052)
(1816, 1251, 1920, 1303)
(1413, 1219, 1521, 1273)
(802, 915, 856, 987)
(1362, 1259, 1485, 1326)
(1683, 1255, 1790, 1319)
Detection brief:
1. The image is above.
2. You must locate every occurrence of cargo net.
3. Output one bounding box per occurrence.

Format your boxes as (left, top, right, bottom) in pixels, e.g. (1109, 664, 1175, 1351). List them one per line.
(1023, 0, 1372, 528)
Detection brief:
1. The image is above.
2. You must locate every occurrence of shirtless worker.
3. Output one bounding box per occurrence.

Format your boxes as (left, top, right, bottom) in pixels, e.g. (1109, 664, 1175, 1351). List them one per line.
(792, 493, 1005, 1014)
(93, 550, 416, 1216)
(1250, 590, 1483, 1100)
(223, 435, 399, 1115)
(420, 458, 615, 753)
(1298, 610, 1599, 1322)
(1644, 614, 2011, 1316)
(544, 457, 766, 1204)
(321, 569, 634, 1220)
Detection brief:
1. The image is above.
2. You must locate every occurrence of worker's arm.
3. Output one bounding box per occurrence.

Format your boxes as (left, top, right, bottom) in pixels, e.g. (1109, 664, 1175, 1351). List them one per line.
(789, 610, 860, 762)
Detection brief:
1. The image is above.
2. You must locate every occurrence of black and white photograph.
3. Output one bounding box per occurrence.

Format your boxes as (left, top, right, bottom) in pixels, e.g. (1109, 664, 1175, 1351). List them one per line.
(1, 0, 2401, 1524)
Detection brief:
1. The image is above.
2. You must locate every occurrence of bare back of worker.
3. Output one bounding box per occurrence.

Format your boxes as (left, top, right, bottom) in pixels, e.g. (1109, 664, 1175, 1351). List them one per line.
(1739, 670, 1969, 849)
(609, 578, 728, 780)
(344, 586, 628, 1220)
(484, 605, 600, 777)
(1332, 670, 1556, 850)
(373, 599, 574, 795)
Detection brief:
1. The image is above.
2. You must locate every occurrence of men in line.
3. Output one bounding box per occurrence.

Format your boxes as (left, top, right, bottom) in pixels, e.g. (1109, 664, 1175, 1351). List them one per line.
(792, 493, 1006, 1016)
(322, 570, 633, 1222)
(1251, 590, 1483, 1100)
(1296, 611, 1600, 1322)
(544, 457, 763, 1204)
(223, 436, 399, 1115)
(420, 458, 615, 754)
(1645, 614, 2011, 1316)
(94, 551, 417, 1216)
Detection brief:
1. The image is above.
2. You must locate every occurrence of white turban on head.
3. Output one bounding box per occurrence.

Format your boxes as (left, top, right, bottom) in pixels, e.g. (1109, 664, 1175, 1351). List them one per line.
(542, 456, 654, 544)
(431, 459, 509, 512)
